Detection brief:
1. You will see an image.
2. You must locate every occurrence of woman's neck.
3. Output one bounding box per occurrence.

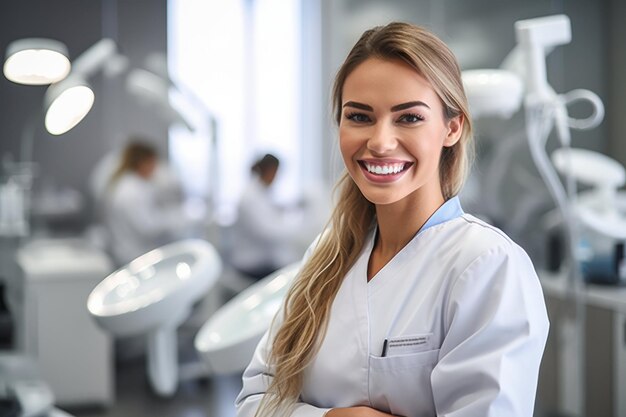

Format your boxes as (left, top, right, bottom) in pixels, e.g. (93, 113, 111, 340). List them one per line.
(367, 191, 444, 280)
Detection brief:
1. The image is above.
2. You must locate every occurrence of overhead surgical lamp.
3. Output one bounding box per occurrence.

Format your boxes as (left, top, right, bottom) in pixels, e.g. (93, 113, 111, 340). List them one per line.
(2, 37, 201, 239)
(44, 75, 95, 135)
(41, 38, 123, 135)
(3, 38, 71, 85)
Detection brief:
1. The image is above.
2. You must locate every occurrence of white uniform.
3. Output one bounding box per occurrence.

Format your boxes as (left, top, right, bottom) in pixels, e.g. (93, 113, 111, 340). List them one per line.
(236, 197, 549, 417)
(230, 176, 300, 275)
(105, 172, 189, 266)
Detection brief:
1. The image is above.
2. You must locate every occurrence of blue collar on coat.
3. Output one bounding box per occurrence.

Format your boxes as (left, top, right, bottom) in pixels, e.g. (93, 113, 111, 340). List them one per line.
(418, 196, 464, 233)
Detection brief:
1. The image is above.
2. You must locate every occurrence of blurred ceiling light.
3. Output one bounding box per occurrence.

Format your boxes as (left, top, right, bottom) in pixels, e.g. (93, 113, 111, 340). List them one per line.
(6, 37, 183, 137)
(3, 38, 71, 85)
(44, 76, 94, 135)
(42, 38, 119, 135)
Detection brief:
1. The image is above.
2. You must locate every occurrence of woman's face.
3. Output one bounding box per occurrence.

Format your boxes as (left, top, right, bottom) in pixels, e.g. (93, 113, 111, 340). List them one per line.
(137, 156, 158, 179)
(261, 165, 278, 186)
(339, 58, 462, 208)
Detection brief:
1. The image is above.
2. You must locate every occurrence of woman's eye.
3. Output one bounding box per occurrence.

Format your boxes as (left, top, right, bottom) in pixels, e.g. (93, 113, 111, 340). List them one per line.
(398, 113, 424, 124)
(345, 112, 371, 123)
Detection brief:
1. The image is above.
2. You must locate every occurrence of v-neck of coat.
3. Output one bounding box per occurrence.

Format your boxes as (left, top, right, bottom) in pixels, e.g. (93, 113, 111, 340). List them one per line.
(364, 196, 464, 291)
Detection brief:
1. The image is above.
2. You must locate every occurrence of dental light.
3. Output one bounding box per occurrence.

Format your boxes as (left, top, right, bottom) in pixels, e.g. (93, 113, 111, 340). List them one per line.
(43, 38, 124, 135)
(2, 38, 198, 239)
(4, 37, 192, 138)
(3, 38, 71, 85)
(44, 75, 95, 135)
(40, 40, 193, 136)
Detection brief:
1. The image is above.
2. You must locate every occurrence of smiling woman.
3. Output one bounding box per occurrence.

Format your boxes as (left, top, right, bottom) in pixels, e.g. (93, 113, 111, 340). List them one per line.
(339, 57, 461, 212)
(236, 22, 549, 417)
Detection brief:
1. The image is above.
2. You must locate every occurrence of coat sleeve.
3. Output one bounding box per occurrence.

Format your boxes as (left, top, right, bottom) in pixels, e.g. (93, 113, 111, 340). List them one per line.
(235, 235, 331, 417)
(116, 186, 187, 238)
(431, 244, 550, 417)
(234, 322, 330, 417)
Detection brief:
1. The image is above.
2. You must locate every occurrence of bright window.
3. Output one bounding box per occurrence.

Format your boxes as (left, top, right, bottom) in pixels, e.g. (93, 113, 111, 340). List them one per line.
(168, 0, 306, 222)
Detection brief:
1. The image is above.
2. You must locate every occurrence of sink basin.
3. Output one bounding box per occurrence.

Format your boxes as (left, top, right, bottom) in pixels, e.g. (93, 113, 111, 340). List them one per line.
(88, 239, 221, 336)
(87, 239, 222, 396)
(195, 262, 300, 374)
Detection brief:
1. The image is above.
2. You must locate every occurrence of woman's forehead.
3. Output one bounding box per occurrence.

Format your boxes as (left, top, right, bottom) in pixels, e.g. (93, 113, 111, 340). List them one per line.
(342, 58, 439, 108)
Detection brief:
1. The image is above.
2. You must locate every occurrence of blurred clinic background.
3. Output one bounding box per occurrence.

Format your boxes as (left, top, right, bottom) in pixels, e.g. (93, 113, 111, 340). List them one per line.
(0, 0, 625, 417)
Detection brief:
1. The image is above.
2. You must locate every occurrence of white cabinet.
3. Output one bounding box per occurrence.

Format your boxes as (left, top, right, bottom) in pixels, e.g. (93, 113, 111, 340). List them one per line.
(5, 238, 114, 407)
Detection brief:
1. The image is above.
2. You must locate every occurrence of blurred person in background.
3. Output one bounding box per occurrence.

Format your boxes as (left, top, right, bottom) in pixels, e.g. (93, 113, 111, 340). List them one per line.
(103, 139, 192, 266)
(229, 153, 302, 280)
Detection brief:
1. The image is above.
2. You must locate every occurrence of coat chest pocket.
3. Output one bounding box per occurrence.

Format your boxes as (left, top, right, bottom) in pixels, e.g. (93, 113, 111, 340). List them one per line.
(368, 349, 439, 416)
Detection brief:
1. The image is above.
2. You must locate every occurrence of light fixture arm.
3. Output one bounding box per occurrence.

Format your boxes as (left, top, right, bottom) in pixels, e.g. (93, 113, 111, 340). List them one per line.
(71, 38, 121, 79)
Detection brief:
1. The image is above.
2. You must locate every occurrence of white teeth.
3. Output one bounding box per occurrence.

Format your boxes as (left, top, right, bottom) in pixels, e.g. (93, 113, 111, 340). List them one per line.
(364, 162, 407, 175)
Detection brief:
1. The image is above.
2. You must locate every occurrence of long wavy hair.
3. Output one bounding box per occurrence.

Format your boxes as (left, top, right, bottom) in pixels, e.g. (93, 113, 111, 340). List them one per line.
(256, 21, 474, 416)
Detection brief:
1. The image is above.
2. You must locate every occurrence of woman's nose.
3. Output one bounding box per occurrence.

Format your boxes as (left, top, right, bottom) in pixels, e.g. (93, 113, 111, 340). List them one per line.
(367, 123, 397, 154)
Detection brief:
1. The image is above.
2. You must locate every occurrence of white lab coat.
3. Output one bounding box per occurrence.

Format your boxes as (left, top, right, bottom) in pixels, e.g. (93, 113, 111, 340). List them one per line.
(236, 203, 549, 416)
(105, 172, 189, 266)
(230, 176, 300, 274)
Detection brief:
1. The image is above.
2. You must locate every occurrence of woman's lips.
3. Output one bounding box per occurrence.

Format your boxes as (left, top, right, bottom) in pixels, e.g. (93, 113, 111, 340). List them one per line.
(358, 160, 413, 183)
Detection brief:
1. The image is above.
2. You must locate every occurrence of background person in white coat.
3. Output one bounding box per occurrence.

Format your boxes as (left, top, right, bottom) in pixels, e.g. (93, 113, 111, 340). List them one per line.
(104, 140, 191, 267)
(236, 22, 549, 417)
(230, 153, 301, 280)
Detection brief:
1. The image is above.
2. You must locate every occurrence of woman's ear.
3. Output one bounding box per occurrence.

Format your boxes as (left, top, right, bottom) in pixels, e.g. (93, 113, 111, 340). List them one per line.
(443, 114, 463, 147)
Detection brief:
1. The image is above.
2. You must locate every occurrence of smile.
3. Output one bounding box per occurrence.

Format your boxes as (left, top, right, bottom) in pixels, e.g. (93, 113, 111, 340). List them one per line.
(359, 161, 412, 175)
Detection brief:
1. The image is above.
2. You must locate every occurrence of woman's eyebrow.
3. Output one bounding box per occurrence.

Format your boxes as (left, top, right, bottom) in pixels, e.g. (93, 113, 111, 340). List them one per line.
(390, 101, 431, 111)
(342, 101, 373, 111)
(342, 100, 431, 112)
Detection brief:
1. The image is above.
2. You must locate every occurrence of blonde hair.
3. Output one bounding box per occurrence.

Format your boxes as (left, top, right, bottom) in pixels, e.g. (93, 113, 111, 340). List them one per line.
(256, 22, 473, 416)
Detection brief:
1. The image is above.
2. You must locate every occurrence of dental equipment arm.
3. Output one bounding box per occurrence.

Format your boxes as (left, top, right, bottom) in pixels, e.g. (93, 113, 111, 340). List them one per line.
(515, 15, 571, 105)
(463, 14, 606, 416)
(512, 14, 604, 280)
